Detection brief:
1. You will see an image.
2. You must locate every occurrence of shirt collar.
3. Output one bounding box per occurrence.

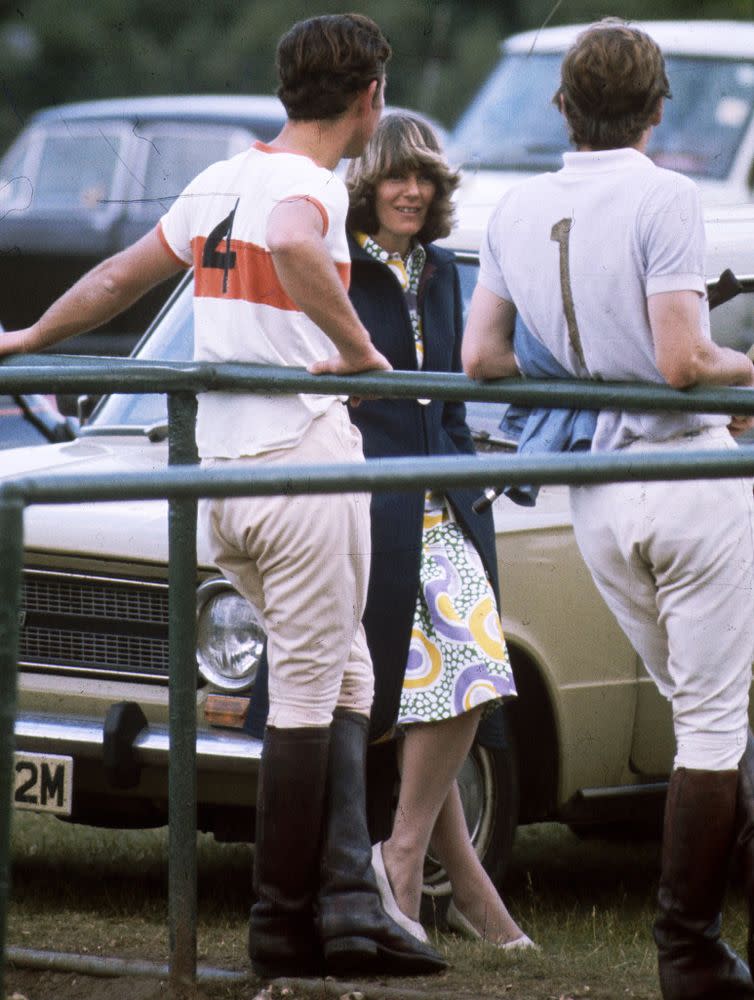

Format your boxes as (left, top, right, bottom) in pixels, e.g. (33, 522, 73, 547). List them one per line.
(561, 147, 652, 172)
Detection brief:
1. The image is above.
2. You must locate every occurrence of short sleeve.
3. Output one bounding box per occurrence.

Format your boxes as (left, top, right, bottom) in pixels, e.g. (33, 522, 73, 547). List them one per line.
(267, 165, 348, 244)
(641, 174, 706, 297)
(478, 201, 513, 302)
(158, 172, 204, 266)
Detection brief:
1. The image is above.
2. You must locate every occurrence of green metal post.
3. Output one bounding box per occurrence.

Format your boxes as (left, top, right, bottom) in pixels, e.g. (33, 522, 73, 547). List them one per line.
(0, 496, 24, 1000)
(167, 392, 199, 997)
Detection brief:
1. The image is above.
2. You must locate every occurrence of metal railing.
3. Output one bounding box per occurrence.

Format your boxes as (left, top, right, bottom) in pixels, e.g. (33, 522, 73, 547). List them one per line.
(2, 356, 754, 996)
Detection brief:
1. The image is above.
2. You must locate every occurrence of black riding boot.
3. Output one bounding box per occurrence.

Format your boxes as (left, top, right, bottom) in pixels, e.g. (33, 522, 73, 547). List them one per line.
(737, 730, 754, 973)
(653, 767, 754, 999)
(248, 725, 330, 979)
(318, 708, 447, 976)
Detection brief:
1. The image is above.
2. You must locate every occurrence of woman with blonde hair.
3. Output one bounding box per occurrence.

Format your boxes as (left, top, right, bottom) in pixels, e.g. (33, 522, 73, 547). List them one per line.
(346, 112, 535, 949)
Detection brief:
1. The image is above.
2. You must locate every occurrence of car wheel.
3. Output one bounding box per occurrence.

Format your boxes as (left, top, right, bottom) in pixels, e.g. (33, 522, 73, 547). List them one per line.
(420, 740, 519, 912)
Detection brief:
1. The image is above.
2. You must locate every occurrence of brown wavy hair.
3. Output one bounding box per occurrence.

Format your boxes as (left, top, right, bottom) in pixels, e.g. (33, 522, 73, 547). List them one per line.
(346, 112, 459, 245)
(276, 14, 391, 122)
(554, 18, 671, 150)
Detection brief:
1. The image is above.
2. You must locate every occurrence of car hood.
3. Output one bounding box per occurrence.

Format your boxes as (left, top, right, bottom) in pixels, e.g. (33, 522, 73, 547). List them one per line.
(0, 434, 207, 567)
(1, 431, 574, 568)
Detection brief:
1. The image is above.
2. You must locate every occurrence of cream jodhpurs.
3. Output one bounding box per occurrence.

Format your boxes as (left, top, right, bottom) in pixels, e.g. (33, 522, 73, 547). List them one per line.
(571, 428, 754, 771)
(200, 403, 374, 728)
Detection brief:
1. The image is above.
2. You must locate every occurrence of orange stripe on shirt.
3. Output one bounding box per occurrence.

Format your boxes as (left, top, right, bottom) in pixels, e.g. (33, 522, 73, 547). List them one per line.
(192, 236, 350, 308)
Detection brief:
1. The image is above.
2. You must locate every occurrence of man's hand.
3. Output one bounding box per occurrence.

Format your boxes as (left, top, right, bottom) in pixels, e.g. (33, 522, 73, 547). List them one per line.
(309, 344, 392, 406)
(308, 344, 392, 376)
(728, 414, 754, 436)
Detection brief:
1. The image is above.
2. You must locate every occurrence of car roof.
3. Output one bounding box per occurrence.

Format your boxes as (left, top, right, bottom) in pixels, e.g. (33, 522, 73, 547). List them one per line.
(25, 95, 447, 143)
(504, 20, 754, 58)
(29, 94, 287, 126)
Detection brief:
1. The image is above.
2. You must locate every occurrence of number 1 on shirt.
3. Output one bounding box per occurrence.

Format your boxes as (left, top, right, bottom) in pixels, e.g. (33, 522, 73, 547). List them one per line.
(550, 218, 586, 369)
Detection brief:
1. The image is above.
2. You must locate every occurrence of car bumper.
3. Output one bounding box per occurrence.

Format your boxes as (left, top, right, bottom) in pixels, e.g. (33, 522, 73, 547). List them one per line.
(15, 711, 263, 772)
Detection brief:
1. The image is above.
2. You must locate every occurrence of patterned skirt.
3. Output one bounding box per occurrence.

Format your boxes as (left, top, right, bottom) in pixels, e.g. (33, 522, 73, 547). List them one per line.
(397, 495, 517, 725)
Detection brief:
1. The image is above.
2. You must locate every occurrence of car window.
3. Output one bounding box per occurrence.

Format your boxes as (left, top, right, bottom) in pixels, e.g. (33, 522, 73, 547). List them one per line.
(449, 52, 754, 181)
(650, 58, 754, 179)
(0, 133, 33, 210)
(138, 125, 254, 212)
(29, 126, 125, 210)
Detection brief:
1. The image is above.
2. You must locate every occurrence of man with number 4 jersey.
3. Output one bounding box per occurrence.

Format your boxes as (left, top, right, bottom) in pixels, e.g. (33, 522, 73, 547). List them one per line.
(462, 18, 754, 1000)
(0, 12, 445, 983)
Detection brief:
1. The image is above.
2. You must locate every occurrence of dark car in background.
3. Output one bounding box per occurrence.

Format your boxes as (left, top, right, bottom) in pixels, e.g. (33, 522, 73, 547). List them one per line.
(0, 96, 448, 360)
(0, 95, 287, 355)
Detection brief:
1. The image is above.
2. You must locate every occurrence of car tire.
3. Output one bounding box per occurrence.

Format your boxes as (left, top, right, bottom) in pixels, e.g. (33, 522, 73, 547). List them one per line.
(419, 739, 519, 922)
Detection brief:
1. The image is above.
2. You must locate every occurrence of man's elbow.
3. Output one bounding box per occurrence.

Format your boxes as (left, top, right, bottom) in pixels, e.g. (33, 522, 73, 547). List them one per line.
(462, 346, 487, 381)
(657, 345, 711, 390)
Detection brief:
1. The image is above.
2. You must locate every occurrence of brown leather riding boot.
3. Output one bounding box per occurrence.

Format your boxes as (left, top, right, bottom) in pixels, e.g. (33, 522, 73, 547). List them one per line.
(317, 709, 447, 976)
(737, 730, 754, 973)
(653, 767, 754, 999)
(247, 725, 330, 980)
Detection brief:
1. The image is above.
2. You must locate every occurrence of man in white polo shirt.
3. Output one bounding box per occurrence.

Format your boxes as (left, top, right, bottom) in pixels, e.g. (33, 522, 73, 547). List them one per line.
(0, 12, 444, 984)
(463, 18, 754, 1000)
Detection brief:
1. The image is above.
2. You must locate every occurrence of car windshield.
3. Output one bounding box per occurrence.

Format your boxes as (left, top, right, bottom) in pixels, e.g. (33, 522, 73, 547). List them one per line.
(89, 278, 194, 430)
(448, 52, 754, 180)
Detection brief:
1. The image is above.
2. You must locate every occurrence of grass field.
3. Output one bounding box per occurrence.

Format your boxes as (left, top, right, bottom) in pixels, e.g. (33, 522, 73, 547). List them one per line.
(4, 811, 750, 999)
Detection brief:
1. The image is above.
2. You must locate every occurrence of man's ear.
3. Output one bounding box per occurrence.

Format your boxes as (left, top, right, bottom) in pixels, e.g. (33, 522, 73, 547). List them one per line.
(346, 80, 378, 120)
(367, 77, 381, 108)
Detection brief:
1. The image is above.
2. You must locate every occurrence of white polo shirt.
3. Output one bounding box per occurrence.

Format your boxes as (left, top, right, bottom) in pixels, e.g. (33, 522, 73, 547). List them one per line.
(479, 148, 726, 451)
(158, 141, 350, 458)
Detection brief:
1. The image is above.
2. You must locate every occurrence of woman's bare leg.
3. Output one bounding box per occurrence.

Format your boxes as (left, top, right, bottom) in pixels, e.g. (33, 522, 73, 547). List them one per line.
(430, 779, 526, 943)
(381, 709, 482, 921)
(380, 707, 527, 944)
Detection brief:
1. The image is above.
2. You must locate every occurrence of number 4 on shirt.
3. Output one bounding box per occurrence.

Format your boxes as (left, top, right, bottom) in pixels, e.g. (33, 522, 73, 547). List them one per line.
(202, 199, 240, 293)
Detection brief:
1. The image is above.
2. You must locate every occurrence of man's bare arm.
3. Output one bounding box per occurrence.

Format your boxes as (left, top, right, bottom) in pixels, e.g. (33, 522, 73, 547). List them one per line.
(0, 228, 184, 356)
(462, 284, 518, 380)
(267, 198, 390, 374)
(649, 289, 754, 389)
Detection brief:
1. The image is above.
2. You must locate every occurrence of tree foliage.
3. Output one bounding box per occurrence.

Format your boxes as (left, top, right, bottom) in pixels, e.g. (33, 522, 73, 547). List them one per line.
(0, 0, 753, 150)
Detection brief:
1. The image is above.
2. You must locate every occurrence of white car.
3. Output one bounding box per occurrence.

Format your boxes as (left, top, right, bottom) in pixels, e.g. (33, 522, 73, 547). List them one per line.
(447, 20, 754, 351)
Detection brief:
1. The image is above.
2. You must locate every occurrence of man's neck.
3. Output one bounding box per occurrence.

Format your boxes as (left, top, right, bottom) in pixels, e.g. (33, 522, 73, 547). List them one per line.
(267, 120, 348, 171)
(576, 125, 653, 155)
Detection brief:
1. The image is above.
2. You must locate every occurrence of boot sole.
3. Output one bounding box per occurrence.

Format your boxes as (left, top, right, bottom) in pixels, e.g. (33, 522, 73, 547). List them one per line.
(325, 935, 448, 976)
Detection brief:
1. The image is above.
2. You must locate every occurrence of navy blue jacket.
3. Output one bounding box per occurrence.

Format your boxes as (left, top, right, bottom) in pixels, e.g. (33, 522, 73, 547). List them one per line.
(348, 235, 500, 740)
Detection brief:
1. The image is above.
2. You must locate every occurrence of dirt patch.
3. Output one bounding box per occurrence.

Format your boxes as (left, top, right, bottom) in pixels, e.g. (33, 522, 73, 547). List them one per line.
(7, 969, 177, 1000)
(5, 970, 471, 1000)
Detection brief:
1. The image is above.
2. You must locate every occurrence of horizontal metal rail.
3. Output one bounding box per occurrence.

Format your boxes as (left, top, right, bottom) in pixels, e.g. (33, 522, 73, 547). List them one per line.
(3, 448, 754, 507)
(2, 354, 754, 414)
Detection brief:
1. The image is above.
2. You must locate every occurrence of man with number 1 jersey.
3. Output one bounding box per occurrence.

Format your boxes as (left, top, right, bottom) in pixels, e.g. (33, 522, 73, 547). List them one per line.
(462, 18, 754, 1000)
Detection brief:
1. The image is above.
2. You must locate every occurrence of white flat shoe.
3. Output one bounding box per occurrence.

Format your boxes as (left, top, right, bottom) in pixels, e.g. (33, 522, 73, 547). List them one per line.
(446, 899, 538, 951)
(370, 842, 429, 943)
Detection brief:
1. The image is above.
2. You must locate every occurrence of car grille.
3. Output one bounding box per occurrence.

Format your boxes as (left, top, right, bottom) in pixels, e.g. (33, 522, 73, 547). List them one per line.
(19, 568, 171, 682)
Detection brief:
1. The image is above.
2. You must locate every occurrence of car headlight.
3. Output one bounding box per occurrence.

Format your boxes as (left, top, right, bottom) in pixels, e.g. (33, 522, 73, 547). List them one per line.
(196, 579, 265, 692)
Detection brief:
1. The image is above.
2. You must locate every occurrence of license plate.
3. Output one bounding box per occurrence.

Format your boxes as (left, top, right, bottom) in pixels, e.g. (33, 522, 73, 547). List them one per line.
(13, 752, 73, 816)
